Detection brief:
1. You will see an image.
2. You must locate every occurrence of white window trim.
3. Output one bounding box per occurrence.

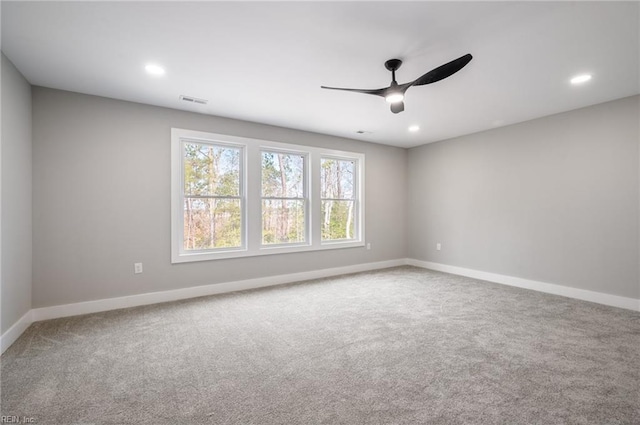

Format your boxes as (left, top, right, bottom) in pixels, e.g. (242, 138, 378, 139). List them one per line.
(171, 128, 365, 263)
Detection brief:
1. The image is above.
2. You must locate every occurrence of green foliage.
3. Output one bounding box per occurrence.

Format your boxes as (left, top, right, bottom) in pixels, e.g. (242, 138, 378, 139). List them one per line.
(184, 143, 239, 196)
(321, 200, 354, 240)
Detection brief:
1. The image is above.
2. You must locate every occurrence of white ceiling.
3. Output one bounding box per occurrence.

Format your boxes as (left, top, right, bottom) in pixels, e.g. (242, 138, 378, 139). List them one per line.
(2, 1, 639, 148)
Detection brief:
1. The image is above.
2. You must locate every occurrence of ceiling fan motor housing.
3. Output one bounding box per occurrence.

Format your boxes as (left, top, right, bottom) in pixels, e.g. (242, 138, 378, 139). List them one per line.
(384, 59, 403, 72)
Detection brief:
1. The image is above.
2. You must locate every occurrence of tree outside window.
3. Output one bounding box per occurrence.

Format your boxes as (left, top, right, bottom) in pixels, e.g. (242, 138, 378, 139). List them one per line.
(261, 151, 307, 245)
(183, 142, 242, 250)
(321, 158, 356, 241)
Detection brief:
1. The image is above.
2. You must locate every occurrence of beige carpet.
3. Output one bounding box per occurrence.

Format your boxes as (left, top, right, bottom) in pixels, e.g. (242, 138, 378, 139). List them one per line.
(2, 266, 639, 424)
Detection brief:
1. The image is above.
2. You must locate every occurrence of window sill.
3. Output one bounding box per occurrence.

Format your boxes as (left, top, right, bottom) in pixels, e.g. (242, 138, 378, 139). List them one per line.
(172, 240, 365, 263)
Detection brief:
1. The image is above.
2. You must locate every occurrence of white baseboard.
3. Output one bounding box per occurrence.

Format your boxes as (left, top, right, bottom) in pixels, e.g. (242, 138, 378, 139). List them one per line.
(0, 310, 33, 354)
(0, 259, 405, 353)
(4, 257, 638, 354)
(30, 258, 406, 323)
(407, 259, 640, 312)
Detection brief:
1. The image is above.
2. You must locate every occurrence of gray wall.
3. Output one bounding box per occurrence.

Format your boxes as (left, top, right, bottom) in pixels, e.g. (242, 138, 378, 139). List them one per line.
(32, 87, 408, 308)
(1, 54, 32, 333)
(24, 86, 640, 309)
(408, 95, 640, 299)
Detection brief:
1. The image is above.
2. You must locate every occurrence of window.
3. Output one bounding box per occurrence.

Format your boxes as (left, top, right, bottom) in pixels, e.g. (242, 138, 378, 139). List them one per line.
(183, 142, 244, 251)
(261, 151, 307, 245)
(321, 158, 357, 242)
(171, 128, 364, 263)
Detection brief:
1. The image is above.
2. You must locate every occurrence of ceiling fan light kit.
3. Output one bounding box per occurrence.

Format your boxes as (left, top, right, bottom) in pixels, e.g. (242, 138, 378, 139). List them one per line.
(385, 93, 404, 104)
(321, 54, 473, 114)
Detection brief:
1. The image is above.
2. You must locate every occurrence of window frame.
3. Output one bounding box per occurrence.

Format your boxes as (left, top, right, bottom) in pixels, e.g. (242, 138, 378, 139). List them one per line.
(320, 155, 360, 244)
(171, 128, 365, 263)
(172, 131, 248, 262)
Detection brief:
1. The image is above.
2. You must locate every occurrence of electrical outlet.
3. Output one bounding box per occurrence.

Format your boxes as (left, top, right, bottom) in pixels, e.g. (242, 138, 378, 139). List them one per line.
(436, 243, 441, 251)
(366, 243, 371, 250)
(134, 263, 143, 274)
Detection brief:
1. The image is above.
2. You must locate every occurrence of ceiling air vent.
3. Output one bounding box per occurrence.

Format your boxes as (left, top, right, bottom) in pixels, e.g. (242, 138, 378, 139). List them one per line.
(180, 95, 208, 105)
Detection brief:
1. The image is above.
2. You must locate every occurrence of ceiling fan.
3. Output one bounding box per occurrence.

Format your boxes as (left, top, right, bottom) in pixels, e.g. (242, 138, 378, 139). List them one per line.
(321, 54, 473, 114)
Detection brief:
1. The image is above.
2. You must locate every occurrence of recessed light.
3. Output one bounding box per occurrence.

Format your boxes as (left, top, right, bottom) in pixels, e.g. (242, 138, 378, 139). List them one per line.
(408, 125, 420, 132)
(570, 74, 592, 85)
(145, 64, 165, 76)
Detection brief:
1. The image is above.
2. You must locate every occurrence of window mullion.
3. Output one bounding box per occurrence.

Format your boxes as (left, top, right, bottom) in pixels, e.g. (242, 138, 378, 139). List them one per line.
(310, 153, 322, 248)
(246, 145, 262, 253)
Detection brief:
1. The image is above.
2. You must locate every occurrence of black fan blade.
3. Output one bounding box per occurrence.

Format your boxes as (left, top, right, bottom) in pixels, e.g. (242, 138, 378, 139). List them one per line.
(412, 54, 473, 87)
(390, 101, 404, 114)
(320, 86, 386, 97)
